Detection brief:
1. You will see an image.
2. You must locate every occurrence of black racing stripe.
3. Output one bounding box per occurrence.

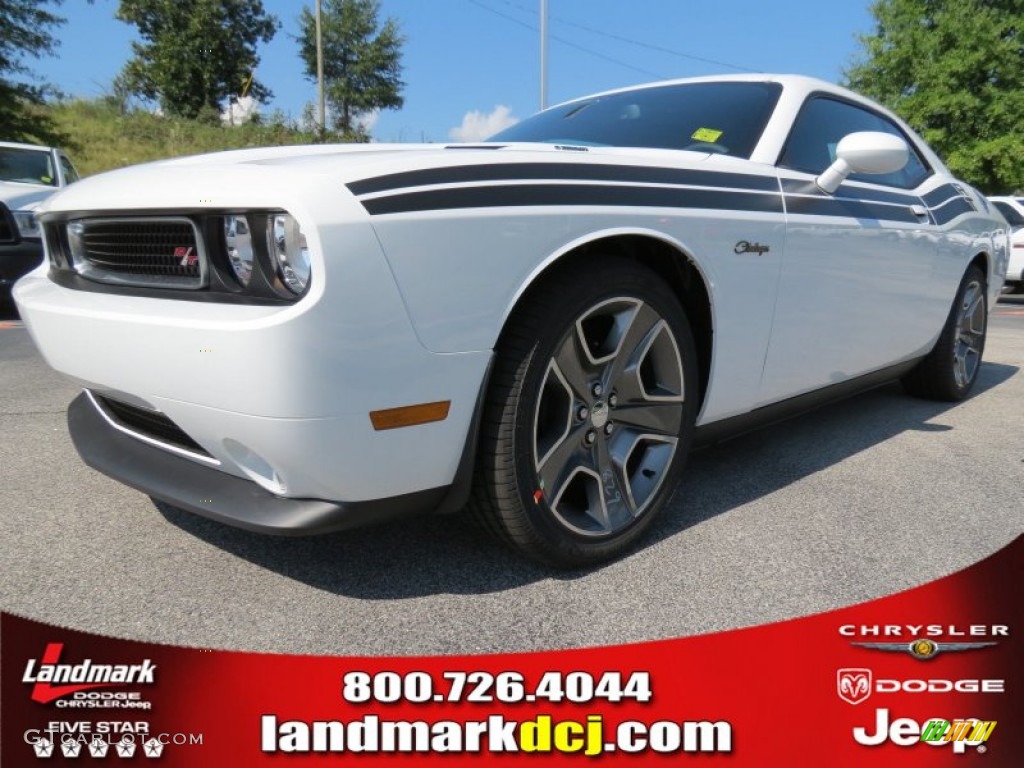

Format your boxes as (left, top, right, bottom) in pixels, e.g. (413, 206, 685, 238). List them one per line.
(779, 178, 919, 206)
(347, 163, 780, 196)
(921, 184, 960, 207)
(362, 184, 784, 216)
(784, 195, 920, 223)
(931, 198, 976, 225)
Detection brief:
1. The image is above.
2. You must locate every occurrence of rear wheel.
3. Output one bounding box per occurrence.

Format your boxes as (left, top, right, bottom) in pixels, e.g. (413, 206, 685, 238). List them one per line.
(470, 257, 698, 567)
(902, 265, 987, 401)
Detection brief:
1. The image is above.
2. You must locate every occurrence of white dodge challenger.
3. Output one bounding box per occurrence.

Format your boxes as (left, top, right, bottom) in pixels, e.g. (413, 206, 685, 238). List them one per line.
(14, 75, 1009, 566)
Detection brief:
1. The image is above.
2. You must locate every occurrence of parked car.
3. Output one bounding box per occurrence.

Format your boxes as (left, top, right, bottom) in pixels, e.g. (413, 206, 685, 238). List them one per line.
(1, 141, 80, 299)
(14, 75, 1009, 566)
(988, 196, 1024, 291)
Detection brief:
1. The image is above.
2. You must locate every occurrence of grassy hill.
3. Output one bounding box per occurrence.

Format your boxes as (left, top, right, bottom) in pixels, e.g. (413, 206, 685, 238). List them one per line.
(45, 99, 342, 178)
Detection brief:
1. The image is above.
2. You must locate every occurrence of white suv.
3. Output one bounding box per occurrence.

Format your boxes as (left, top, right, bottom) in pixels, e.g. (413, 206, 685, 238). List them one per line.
(1, 141, 80, 297)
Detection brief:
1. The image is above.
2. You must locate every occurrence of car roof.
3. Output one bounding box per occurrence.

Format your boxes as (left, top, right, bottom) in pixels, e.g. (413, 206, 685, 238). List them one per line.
(0, 141, 55, 152)
(554, 73, 878, 109)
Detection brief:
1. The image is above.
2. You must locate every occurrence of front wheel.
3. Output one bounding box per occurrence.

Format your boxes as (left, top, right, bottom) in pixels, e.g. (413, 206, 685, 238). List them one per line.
(902, 264, 987, 401)
(469, 257, 699, 567)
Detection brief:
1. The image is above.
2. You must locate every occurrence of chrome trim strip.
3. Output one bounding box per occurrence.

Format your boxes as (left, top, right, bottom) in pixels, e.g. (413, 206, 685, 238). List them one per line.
(84, 389, 221, 466)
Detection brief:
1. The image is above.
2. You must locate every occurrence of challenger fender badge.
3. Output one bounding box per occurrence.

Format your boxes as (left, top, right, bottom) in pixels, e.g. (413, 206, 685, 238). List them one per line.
(734, 241, 770, 255)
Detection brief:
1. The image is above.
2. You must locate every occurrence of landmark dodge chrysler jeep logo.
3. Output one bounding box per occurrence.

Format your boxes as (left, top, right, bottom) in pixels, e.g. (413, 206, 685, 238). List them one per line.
(23, 643, 156, 704)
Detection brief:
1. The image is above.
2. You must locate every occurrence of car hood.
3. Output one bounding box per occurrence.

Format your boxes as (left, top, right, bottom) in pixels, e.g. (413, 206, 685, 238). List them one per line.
(38, 142, 745, 216)
(0, 180, 56, 210)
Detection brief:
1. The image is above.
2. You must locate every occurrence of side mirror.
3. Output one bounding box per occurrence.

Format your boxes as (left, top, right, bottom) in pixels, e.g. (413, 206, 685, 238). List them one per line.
(815, 132, 909, 194)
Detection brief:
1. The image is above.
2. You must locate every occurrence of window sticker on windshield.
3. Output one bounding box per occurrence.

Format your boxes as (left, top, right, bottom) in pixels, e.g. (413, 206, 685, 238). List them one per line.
(691, 127, 723, 143)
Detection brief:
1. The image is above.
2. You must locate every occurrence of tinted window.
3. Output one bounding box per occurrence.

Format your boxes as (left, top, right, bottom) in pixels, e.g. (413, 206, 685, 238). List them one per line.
(489, 82, 783, 159)
(779, 96, 930, 189)
(993, 201, 1024, 226)
(0, 148, 57, 186)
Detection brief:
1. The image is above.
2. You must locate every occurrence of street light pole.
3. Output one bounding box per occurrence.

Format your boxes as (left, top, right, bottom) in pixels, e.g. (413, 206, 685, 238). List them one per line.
(540, 0, 548, 109)
(316, 0, 326, 135)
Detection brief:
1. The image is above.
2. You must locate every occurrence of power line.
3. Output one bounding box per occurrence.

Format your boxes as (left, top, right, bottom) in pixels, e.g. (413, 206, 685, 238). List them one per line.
(492, 0, 758, 73)
(466, 0, 667, 80)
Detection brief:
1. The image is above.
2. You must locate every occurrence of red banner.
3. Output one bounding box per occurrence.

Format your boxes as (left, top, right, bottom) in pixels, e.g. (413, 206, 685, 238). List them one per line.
(3, 536, 1020, 765)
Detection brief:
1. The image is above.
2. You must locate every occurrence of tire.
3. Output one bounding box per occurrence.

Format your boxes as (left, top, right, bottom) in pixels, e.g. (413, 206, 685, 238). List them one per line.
(901, 265, 987, 401)
(469, 256, 699, 567)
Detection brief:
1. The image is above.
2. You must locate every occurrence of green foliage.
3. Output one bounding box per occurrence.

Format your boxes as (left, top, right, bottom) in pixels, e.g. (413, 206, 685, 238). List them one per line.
(0, 0, 71, 145)
(298, 0, 404, 138)
(845, 0, 1024, 193)
(116, 0, 279, 119)
(45, 98, 347, 178)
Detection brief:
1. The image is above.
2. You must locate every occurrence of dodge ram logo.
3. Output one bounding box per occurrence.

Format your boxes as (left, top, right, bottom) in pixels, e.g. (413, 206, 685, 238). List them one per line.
(838, 668, 872, 705)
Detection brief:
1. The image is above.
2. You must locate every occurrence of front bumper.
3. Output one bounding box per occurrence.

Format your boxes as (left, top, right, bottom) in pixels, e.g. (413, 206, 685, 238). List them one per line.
(0, 239, 43, 290)
(1007, 246, 1024, 284)
(15, 242, 490, 507)
(68, 392, 449, 533)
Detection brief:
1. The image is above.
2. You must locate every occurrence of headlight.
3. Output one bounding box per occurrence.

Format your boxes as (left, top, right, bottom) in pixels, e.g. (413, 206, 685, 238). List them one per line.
(224, 214, 254, 286)
(12, 210, 40, 238)
(267, 214, 311, 295)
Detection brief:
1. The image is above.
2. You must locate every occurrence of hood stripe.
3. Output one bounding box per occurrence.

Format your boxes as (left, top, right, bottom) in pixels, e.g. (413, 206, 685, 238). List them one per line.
(361, 183, 785, 216)
(347, 162, 780, 196)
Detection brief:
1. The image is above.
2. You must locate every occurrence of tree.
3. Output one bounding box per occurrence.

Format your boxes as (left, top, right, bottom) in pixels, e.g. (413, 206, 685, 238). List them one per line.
(845, 0, 1024, 193)
(0, 0, 69, 145)
(117, 0, 279, 120)
(298, 0, 404, 139)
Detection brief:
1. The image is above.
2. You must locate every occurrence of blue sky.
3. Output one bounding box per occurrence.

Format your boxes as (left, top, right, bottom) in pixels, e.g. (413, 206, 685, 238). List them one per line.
(33, 0, 876, 143)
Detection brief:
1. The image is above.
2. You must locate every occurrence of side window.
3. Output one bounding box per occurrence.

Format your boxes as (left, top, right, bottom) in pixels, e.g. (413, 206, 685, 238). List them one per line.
(779, 96, 930, 189)
(993, 201, 1024, 227)
(60, 155, 80, 184)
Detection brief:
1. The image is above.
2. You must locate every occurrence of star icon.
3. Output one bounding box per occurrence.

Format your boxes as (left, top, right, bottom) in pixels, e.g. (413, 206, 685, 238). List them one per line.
(143, 738, 165, 758)
(61, 739, 83, 757)
(89, 737, 110, 758)
(33, 737, 54, 758)
(115, 738, 137, 758)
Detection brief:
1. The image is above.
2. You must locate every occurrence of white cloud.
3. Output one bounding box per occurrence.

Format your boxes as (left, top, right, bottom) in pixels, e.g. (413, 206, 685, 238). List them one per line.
(222, 95, 258, 126)
(448, 105, 518, 143)
(354, 109, 380, 134)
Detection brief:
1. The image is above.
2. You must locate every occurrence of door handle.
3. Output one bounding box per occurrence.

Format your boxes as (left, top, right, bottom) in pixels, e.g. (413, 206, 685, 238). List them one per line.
(910, 204, 930, 220)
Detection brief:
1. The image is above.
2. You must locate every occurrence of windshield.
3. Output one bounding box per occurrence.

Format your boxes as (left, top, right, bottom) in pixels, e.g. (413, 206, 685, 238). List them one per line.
(489, 81, 782, 159)
(0, 147, 57, 186)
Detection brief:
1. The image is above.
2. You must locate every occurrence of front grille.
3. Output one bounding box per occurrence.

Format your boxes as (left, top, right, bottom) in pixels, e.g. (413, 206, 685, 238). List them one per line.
(68, 217, 206, 289)
(0, 203, 14, 243)
(94, 394, 211, 457)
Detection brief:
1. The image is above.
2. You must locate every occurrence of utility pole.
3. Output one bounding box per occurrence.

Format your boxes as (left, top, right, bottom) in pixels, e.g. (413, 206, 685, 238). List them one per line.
(316, 0, 326, 135)
(540, 0, 548, 109)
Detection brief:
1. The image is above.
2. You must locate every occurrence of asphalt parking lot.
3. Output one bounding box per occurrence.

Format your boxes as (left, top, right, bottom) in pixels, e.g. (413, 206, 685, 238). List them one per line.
(1, 294, 1022, 656)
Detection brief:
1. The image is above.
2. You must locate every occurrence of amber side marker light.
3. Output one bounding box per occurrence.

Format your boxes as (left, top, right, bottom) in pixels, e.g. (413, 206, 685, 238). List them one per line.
(370, 400, 451, 431)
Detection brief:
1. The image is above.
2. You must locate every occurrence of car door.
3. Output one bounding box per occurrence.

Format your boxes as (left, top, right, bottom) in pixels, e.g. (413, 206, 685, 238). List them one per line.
(759, 95, 941, 404)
